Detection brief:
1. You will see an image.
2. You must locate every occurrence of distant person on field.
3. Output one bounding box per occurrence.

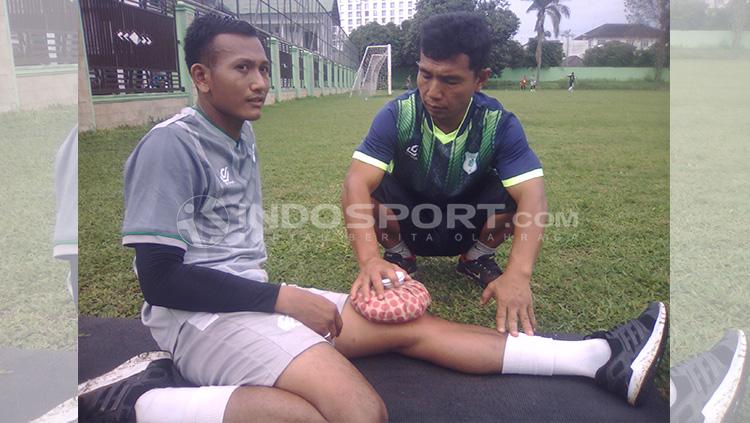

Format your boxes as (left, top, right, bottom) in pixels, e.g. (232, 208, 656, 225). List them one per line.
(405, 74, 412, 90)
(520, 76, 527, 91)
(567, 72, 575, 92)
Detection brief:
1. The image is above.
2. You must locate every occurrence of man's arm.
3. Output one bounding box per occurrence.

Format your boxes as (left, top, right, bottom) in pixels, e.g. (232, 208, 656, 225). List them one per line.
(480, 177, 547, 337)
(134, 243, 343, 338)
(342, 161, 407, 301)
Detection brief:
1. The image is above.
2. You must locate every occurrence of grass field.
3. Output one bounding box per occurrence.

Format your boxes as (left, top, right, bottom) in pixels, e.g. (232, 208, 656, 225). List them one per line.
(671, 56, 750, 419)
(79, 88, 669, 393)
(0, 106, 78, 350)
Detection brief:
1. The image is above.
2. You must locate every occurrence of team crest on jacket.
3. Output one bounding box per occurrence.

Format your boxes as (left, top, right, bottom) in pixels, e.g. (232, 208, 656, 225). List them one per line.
(463, 152, 478, 174)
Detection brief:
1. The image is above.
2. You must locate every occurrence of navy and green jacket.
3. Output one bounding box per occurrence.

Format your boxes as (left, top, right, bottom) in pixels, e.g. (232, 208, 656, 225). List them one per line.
(354, 90, 543, 202)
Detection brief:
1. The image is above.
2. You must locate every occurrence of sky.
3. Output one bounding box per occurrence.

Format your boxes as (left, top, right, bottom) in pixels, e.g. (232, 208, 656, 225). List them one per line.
(506, 0, 629, 43)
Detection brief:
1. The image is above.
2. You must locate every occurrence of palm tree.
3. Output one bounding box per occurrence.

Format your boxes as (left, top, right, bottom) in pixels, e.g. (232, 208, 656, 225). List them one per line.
(525, 0, 570, 88)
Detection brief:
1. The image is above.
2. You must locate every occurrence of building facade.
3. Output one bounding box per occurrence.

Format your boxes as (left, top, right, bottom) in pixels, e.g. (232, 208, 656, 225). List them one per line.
(338, 0, 415, 34)
(575, 23, 662, 51)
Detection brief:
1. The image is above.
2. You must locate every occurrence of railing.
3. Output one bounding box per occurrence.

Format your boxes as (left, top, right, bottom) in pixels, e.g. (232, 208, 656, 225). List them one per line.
(80, 0, 183, 95)
(6, 0, 78, 66)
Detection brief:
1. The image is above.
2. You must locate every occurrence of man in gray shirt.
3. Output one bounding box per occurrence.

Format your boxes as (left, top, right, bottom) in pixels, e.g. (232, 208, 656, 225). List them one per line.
(77, 13, 668, 422)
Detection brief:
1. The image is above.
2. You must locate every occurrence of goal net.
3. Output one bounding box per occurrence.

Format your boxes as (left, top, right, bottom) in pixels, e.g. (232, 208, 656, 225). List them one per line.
(351, 44, 391, 97)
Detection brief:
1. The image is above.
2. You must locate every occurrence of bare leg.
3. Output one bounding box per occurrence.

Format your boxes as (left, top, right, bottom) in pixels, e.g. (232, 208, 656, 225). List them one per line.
(373, 199, 402, 249)
(477, 212, 514, 249)
(335, 302, 508, 374)
(232, 342, 387, 423)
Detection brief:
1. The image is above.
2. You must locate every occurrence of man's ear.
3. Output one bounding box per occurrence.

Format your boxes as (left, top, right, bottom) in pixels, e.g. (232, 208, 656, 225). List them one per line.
(191, 63, 211, 94)
(475, 68, 492, 91)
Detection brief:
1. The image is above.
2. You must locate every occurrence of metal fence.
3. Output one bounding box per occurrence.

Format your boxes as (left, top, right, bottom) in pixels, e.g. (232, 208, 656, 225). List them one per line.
(80, 0, 182, 95)
(6, 0, 78, 66)
(188, 0, 358, 68)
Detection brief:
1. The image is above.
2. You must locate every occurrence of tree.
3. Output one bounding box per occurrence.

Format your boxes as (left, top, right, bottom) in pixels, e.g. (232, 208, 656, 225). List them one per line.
(525, 0, 571, 88)
(624, 0, 669, 80)
(398, 0, 521, 75)
(583, 41, 637, 67)
(671, 0, 708, 30)
(523, 38, 563, 68)
(349, 22, 404, 65)
(477, 0, 523, 74)
(729, 0, 750, 50)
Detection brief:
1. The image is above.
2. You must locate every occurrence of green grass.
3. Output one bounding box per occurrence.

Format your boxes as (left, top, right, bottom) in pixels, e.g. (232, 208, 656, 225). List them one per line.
(0, 106, 78, 350)
(80, 89, 669, 394)
(486, 78, 669, 91)
(670, 56, 750, 419)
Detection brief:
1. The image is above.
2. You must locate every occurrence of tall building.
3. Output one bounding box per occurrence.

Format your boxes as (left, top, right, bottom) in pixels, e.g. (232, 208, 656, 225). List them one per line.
(338, 0, 416, 35)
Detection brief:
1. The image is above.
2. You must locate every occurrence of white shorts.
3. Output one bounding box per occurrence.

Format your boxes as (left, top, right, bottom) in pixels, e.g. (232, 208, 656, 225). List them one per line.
(150, 286, 348, 387)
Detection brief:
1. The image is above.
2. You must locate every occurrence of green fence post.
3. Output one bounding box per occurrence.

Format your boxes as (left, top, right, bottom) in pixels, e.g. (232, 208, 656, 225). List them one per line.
(317, 56, 324, 94)
(291, 46, 300, 98)
(175, 2, 195, 105)
(269, 37, 281, 102)
(303, 51, 313, 96)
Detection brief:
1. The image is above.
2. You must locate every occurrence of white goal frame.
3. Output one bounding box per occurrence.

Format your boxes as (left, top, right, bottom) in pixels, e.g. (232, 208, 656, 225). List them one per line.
(350, 44, 392, 97)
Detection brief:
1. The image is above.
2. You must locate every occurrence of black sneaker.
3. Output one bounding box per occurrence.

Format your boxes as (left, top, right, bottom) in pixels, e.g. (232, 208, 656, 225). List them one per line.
(383, 251, 417, 275)
(587, 301, 669, 406)
(456, 254, 503, 288)
(670, 329, 748, 423)
(78, 351, 190, 422)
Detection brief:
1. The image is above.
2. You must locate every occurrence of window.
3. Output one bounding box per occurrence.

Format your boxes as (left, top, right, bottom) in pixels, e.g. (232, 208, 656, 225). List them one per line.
(356, 11, 361, 16)
(390, 17, 394, 22)
(348, 19, 353, 25)
(408, 8, 412, 14)
(365, 10, 369, 16)
(348, 11, 352, 17)
(408, 1, 412, 5)
(357, 18, 361, 24)
(390, 2, 394, 7)
(381, 18, 386, 23)
(381, 2, 385, 7)
(356, 3, 360, 9)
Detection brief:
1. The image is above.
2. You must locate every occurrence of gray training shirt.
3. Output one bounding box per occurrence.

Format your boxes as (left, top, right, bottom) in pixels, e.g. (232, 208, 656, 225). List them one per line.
(122, 107, 267, 348)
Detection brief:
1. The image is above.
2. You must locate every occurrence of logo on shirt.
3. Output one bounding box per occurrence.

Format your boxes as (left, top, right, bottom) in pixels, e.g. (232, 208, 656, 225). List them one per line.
(406, 145, 419, 160)
(463, 152, 478, 175)
(219, 167, 234, 185)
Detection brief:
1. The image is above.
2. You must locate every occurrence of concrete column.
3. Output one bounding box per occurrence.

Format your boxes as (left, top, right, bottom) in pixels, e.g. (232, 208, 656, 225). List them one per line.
(290, 46, 300, 98)
(0, 0, 19, 112)
(269, 37, 281, 102)
(175, 1, 196, 105)
(318, 56, 325, 95)
(78, 13, 95, 130)
(303, 51, 313, 96)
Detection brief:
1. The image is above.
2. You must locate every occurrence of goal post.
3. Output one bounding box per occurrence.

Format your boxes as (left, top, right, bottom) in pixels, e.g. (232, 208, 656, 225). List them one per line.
(351, 44, 392, 97)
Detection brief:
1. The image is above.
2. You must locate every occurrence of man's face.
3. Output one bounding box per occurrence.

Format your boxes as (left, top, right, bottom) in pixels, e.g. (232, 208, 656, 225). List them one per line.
(197, 33, 270, 121)
(416, 52, 487, 124)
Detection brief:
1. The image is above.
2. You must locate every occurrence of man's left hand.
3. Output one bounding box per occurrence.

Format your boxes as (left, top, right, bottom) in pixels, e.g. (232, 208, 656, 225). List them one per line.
(480, 272, 537, 336)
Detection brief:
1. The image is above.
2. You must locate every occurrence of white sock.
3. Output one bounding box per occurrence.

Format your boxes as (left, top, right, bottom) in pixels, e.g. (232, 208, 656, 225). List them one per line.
(501, 333, 611, 378)
(134, 386, 238, 423)
(385, 240, 413, 258)
(669, 378, 676, 407)
(464, 241, 496, 261)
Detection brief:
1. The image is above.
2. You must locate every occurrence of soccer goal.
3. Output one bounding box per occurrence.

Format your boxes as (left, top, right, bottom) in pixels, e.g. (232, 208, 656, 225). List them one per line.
(351, 44, 392, 97)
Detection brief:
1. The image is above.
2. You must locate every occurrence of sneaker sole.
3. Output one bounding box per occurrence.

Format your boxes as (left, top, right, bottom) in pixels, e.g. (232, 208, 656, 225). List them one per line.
(701, 329, 748, 423)
(30, 397, 78, 423)
(78, 351, 172, 396)
(627, 301, 668, 405)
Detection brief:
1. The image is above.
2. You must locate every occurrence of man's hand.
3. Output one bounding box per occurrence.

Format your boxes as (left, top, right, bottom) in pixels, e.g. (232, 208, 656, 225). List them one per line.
(480, 272, 537, 337)
(275, 285, 343, 338)
(349, 257, 408, 302)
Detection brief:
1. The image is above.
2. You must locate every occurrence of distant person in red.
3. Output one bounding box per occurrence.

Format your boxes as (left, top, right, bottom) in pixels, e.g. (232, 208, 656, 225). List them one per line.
(520, 75, 527, 91)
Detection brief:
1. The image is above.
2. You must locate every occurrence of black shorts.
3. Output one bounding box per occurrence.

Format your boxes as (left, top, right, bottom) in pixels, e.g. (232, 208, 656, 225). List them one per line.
(372, 173, 517, 256)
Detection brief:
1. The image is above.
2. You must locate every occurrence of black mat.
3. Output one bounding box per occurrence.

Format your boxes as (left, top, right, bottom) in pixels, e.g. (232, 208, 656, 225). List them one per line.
(0, 347, 77, 423)
(79, 316, 668, 422)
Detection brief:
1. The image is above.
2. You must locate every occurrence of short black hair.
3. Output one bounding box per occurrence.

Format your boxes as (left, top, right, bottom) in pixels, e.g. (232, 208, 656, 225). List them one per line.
(420, 12, 490, 73)
(184, 14, 258, 68)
